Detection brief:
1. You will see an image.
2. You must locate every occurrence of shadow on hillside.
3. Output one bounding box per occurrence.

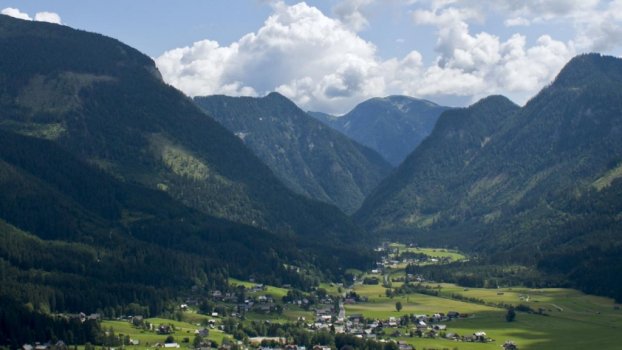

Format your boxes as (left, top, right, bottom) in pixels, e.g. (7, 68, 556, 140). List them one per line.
(429, 309, 620, 350)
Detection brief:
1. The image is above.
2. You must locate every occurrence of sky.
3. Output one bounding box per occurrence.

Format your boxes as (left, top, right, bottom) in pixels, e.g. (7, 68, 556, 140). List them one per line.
(2, 1, 622, 114)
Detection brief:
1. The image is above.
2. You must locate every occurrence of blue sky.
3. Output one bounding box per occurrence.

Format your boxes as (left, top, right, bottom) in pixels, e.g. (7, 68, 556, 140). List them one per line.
(3, 1, 622, 113)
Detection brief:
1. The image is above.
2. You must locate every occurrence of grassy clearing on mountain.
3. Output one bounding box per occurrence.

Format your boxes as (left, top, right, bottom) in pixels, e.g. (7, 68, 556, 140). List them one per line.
(388, 243, 466, 262)
(100, 318, 231, 350)
(228, 278, 289, 299)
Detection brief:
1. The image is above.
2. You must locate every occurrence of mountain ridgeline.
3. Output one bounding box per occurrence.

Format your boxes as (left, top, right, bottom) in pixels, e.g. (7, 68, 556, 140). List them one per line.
(0, 129, 308, 308)
(309, 96, 450, 166)
(194, 93, 392, 214)
(357, 54, 622, 301)
(1, 11, 622, 340)
(0, 14, 373, 245)
(0, 14, 376, 319)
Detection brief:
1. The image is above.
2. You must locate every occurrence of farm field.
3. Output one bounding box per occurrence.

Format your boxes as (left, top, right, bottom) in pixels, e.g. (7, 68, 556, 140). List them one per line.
(98, 250, 622, 350)
(229, 278, 289, 299)
(388, 243, 467, 262)
(100, 318, 231, 350)
(346, 282, 622, 350)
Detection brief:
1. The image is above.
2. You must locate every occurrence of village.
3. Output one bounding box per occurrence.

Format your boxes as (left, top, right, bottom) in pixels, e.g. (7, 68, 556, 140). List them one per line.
(20, 244, 549, 350)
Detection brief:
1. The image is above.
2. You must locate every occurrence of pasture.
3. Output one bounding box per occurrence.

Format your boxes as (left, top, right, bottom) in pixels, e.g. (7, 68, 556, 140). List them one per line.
(388, 244, 467, 262)
(100, 317, 231, 350)
(346, 282, 622, 350)
(229, 278, 289, 299)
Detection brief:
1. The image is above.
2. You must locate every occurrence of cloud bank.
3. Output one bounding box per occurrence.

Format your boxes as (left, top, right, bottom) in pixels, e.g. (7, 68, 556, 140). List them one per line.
(1, 7, 62, 24)
(156, 1, 619, 114)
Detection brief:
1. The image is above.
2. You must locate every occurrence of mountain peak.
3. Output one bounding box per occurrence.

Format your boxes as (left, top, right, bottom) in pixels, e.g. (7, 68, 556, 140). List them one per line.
(384, 95, 440, 107)
(308, 95, 449, 165)
(470, 94, 518, 110)
(265, 91, 290, 102)
(194, 93, 392, 214)
(552, 53, 622, 89)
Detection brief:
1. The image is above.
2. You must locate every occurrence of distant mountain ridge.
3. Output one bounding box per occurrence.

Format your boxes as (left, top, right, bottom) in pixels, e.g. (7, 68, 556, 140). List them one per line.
(309, 95, 450, 165)
(356, 53, 622, 301)
(194, 93, 392, 214)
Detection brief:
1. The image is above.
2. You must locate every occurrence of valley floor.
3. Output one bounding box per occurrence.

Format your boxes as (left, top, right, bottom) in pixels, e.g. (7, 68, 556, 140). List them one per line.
(78, 245, 622, 350)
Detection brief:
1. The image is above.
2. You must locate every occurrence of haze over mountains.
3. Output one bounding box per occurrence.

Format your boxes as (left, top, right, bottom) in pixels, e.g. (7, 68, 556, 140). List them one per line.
(194, 93, 392, 213)
(309, 96, 449, 166)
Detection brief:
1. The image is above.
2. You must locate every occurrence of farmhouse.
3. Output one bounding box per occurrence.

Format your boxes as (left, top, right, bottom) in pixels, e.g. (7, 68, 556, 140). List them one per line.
(195, 328, 209, 337)
(312, 346, 331, 350)
(248, 337, 287, 346)
(472, 331, 488, 342)
(157, 325, 172, 334)
(397, 341, 413, 350)
(444, 332, 458, 340)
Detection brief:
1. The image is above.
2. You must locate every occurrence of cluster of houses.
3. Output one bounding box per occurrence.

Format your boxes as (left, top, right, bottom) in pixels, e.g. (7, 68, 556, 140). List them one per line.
(61, 312, 101, 323)
(302, 301, 486, 343)
(390, 274, 425, 284)
(237, 293, 278, 314)
(296, 300, 496, 346)
(22, 341, 68, 350)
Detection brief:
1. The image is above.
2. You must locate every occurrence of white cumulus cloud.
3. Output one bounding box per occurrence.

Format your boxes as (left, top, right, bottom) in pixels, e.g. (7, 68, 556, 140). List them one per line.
(156, 1, 398, 113)
(333, 0, 374, 31)
(156, 1, 588, 113)
(1, 7, 62, 24)
(504, 17, 530, 27)
(411, 5, 575, 102)
(427, 0, 622, 53)
(1, 7, 32, 20)
(34, 11, 62, 24)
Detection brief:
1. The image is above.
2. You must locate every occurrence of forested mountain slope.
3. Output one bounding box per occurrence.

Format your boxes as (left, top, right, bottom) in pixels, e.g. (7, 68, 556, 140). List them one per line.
(357, 54, 622, 300)
(195, 93, 392, 214)
(0, 14, 376, 319)
(0, 14, 370, 248)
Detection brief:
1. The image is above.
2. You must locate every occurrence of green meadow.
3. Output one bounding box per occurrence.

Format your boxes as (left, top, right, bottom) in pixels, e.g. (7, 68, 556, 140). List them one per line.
(102, 254, 622, 350)
(346, 282, 622, 350)
(229, 278, 289, 299)
(101, 317, 231, 350)
(388, 243, 467, 262)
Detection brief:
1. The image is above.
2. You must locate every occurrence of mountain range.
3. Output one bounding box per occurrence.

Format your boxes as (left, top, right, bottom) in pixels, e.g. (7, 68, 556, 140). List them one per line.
(194, 93, 392, 214)
(356, 53, 622, 301)
(0, 14, 374, 315)
(1, 10, 622, 326)
(309, 96, 449, 166)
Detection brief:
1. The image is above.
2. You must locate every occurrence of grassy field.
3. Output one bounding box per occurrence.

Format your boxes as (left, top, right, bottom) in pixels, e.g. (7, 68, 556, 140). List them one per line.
(345, 282, 622, 350)
(388, 244, 467, 262)
(99, 255, 622, 350)
(319, 282, 344, 296)
(101, 320, 164, 347)
(229, 278, 289, 299)
(101, 316, 232, 350)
